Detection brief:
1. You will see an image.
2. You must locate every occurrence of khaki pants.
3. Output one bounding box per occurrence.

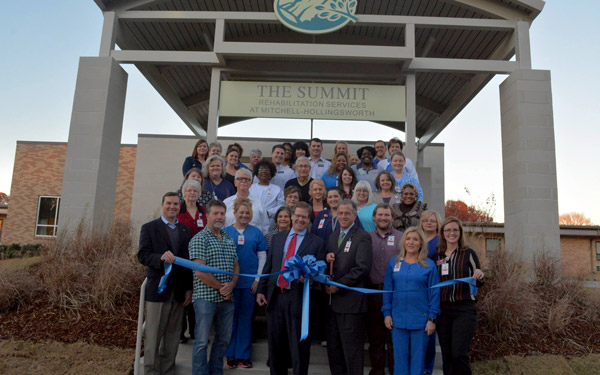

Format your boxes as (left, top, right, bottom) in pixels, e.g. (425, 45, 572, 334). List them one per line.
(144, 295, 184, 375)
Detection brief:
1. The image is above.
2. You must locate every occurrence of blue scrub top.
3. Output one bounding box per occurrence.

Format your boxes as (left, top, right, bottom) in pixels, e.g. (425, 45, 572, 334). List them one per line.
(224, 224, 268, 288)
(357, 203, 377, 233)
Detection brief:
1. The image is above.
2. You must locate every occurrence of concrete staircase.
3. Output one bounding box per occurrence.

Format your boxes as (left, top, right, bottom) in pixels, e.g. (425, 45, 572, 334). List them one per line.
(141, 316, 443, 374)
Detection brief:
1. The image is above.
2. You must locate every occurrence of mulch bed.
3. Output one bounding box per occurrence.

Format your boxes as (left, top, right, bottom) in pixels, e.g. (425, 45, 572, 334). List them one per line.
(0, 297, 139, 349)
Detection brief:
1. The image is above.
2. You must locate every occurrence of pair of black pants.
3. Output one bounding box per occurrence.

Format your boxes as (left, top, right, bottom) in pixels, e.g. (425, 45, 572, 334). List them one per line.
(181, 303, 195, 339)
(267, 290, 311, 375)
(326, 309, 366, 375)
(437, 301, 477, 375)
(366, 293, 393, 375)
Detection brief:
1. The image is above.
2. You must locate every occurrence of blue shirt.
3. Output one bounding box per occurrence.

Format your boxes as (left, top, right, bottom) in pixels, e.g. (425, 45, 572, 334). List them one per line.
(160, 216, 178, 230)
(427, 235, 439, 260)
(204, 178, 236, 201)
(382, 257, 440, 330)
(224, 225, 268, 288)
(357, 204, 377, 233)
(320, 172, 338, 190)
(393, 174, 424, 202)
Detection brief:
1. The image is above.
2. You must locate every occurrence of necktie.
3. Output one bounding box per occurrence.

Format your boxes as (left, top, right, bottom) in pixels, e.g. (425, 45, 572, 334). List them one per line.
(278, 233, 298, 289)
(337, 231, 345, 247)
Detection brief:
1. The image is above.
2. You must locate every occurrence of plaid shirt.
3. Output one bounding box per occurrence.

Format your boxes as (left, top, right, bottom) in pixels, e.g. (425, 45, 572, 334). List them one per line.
(189, 227, 238, 303)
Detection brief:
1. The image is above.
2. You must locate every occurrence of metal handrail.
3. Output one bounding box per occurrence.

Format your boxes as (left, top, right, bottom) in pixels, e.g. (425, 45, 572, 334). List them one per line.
(134, 278, 147, 375)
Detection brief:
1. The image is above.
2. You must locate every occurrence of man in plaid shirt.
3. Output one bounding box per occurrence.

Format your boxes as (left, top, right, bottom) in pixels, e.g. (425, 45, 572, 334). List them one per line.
(189, 199, 240, 375)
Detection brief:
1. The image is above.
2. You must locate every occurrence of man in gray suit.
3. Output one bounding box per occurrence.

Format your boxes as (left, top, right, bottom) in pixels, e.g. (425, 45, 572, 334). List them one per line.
(325, 199, 373, 375)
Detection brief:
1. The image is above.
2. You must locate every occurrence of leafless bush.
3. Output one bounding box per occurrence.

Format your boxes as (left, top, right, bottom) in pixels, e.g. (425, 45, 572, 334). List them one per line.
(39, 220, 144, 313)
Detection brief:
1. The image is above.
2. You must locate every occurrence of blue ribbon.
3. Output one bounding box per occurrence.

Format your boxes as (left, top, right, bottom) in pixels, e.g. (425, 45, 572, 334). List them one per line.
(158, 255, 478, 341)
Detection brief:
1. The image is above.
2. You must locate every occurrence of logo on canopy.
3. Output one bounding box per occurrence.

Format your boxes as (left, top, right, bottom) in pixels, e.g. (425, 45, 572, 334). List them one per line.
(274, 0, 358, 34)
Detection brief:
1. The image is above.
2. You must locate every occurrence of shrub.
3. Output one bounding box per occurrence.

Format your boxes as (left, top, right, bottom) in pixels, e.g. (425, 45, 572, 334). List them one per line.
(0, 220, 144, 315)
(474, 250, 600, 359)
(39, 220, 145, 313)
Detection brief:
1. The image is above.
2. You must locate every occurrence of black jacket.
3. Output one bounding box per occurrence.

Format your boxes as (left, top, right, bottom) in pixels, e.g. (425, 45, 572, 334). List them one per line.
(137, 218, 193, 303)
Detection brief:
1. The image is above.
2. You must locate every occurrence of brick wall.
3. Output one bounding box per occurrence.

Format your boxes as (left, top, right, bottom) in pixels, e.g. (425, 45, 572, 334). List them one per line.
(560, 237, 593, 276)
(1, 142, 136, 245)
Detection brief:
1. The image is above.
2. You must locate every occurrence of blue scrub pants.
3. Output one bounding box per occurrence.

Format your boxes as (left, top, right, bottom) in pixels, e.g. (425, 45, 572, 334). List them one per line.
(225, 288, 256, 360)
(391, 327, 428, 375)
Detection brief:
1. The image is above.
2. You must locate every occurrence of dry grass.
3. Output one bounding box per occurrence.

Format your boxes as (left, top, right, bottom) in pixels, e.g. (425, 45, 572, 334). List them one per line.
(39, 221, 144, 313)
(0, 256, 41, 273)
(474, 251, 600, 359)
(0, 339, 133, 375)
(472, 354, 600, 375)
(0, 221, 144, 315)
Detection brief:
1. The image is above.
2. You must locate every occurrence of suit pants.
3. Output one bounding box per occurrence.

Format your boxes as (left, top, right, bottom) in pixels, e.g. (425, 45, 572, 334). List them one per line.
(144, 294, 184, 375)
(366, 293, 394, 375)
(326, 309, 366, 375)
(267, 289, 311, 375)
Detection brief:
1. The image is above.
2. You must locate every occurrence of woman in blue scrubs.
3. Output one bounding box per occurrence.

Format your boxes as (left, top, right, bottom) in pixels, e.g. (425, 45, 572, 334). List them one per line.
(382, 227, 440, 375)
(224, 198, 268, 369)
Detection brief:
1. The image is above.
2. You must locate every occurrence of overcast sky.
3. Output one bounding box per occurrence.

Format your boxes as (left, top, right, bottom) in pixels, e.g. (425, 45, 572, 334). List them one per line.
(1, 1, 598, 223)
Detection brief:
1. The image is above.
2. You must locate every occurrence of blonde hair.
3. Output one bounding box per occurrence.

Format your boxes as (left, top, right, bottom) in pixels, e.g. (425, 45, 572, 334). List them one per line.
(420, 210, 442, 234)
(395, 226, 429, 268)
(233, 197, 253, 221)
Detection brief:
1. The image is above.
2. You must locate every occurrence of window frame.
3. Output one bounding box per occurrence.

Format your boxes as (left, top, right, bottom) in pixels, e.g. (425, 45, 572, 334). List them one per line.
(485, 237, 501, 255)
(35, 196, 61, 237)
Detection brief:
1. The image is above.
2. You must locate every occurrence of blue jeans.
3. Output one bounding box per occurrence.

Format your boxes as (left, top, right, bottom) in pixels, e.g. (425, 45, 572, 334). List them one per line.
(193, 299, 234, 375)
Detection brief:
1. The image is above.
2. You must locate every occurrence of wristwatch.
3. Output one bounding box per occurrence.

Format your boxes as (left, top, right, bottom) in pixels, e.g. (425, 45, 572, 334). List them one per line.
(428, 318, 437, 324)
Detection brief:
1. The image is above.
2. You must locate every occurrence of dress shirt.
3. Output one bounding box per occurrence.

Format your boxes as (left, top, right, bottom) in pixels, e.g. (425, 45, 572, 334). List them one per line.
(310, 157, 331, 180)
(160, 216, 178, 229)
(271, 163, 296, 190)
(281, 229, 307, 268)
(368, 228, 403, 285)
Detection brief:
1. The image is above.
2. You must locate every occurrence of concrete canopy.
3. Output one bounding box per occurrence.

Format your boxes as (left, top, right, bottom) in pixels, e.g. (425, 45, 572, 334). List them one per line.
(93, 0, 543, 149)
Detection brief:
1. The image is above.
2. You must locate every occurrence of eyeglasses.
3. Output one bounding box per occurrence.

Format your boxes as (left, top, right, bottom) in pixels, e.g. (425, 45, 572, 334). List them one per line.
(402, 192, 416, 196)
(236, 177, 251, 181)
(296, 165, 310, 169)
(443, 229, 460, 233)
(258, 167, 270, 172)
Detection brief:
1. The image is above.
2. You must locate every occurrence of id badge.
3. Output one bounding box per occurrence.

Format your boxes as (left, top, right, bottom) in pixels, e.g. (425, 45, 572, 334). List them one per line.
(344, 240, 352, 253)
(441, 263, 449, 276)
(387, 235, 395, 246)
(196, 218, 204, 227)
(318, 219, 325, 229)
(393, 262, 401, 272)
(237, 234, 245, 245)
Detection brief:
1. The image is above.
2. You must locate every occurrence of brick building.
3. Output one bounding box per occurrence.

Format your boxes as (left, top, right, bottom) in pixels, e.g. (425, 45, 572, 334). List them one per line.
(1, 141, 136, 245)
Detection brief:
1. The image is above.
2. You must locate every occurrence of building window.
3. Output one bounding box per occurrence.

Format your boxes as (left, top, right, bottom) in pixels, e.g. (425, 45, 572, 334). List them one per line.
(485, 238, 501, 255)
(35, 196, 61, 237)
(596, 242, 600, 262)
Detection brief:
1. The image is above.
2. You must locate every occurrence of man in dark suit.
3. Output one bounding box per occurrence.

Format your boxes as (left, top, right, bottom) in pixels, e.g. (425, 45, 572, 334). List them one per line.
(257, 201, 325, 375)
(138, 192, 193, 375)
(325, 199, 373, 375)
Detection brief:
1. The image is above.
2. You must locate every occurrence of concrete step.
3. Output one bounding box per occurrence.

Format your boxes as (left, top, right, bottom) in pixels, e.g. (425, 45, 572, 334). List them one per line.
(141, 338, 444, 375)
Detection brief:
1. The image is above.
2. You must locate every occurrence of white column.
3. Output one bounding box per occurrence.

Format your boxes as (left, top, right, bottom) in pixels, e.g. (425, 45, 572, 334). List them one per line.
(404, 73, 417, 163)
(417, 144, 445, 217)
(58, 57, 128, 233)
(207, 67, 221, 143)
(500, 69, 560, 264)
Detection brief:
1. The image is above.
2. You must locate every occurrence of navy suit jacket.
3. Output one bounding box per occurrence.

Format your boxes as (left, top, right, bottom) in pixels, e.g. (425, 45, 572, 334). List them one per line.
(137, 218, 193, 303)
(258, 229, 325, 311)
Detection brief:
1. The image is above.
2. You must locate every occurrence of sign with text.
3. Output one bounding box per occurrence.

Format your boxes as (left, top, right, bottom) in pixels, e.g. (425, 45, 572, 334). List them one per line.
(219, 81, 406, 122)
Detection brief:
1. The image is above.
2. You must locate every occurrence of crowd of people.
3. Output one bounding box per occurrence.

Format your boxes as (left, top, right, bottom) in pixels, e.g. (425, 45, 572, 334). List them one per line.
(138, 137, 485, 375)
